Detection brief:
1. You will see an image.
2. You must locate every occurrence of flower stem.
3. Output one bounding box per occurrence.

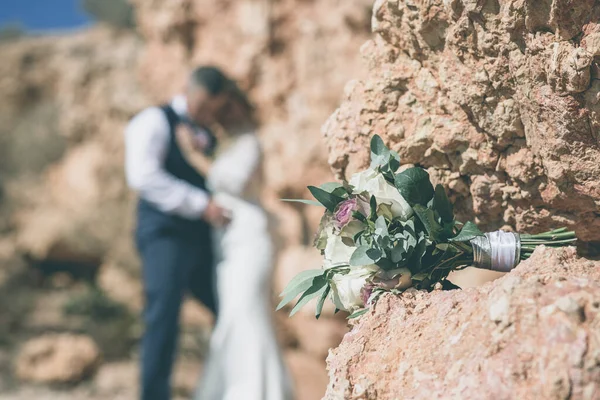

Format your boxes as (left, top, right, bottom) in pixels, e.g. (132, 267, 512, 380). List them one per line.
(519, 227, 576, 259)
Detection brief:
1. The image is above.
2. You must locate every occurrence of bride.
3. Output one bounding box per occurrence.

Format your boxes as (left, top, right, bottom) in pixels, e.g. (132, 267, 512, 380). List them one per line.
(176, 83, 294, 400)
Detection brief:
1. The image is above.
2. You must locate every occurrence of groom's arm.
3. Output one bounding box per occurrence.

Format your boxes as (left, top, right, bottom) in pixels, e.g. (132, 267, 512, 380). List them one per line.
(124, 107, 210, 219)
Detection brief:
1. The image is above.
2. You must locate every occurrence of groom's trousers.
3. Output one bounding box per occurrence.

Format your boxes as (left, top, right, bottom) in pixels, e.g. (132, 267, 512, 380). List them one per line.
(136, 227, 216, 400)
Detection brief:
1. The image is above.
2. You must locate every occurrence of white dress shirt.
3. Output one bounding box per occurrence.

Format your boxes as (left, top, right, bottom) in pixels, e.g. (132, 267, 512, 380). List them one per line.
(124, 95, 210, 219)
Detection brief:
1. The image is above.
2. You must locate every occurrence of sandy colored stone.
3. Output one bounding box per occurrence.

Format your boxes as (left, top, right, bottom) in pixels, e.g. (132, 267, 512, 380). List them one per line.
(323, 0, 600, 242)
(324, 247, 600, 399)
(16, 334, 101, 384)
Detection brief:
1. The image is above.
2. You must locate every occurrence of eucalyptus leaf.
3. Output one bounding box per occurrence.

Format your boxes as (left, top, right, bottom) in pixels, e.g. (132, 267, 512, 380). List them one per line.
(277, 269, 325, 310)
(449, 221, 484, 242)
(401, 219, 416, 233)
(308, 186, 344, 212)
(433, 184, 454, 223)
(389, 151, 401, 172)
(289, 276, 328, 316)
(353, 211, 367, 223)
(375, 216, 388, 236)
(315, 285, 331, 319)
(391, 241, 406, 263)
(281, 199, 324, 207)
(369, 196, 377, 220)
(347, 308, 369, 319)
(350, 245, 375, 266)
(376, 257, 395, 270)
(412, 273, 428, 281)
(377, 203, 394, 220)
(413, 204, 444, 241)
(320, 182, 343, 193)
(366, 247, 382, 261)
(370, 135, 389, 156)
(378, 235, 391, 249)
(394, 167, 435, 206)
(371, 154, 389, 168)
(407, 236, 427, 272)
(370, 135, 390, 168)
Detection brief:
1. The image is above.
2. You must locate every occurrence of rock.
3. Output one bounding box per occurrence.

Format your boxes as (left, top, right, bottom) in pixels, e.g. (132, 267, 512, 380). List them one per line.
(323, 0, 600, 242)
(94, 361, 138, 398)
(16, 334, 101, 384)
(324, 247, 600, 399)
(97, 261, 143, 313)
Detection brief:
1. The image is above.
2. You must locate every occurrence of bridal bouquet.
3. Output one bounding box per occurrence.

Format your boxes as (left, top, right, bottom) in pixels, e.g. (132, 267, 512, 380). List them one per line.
(278, 135, 577, 319)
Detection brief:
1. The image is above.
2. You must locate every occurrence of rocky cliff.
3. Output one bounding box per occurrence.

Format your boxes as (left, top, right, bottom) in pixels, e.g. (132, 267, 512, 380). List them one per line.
(322, 0, 600, 397)
(323, 0, 600, 244)
(325, 247, 600, 399)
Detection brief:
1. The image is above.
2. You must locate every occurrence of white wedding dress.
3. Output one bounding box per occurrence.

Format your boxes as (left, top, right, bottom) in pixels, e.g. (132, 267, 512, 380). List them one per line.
(195, 132, 294, 400)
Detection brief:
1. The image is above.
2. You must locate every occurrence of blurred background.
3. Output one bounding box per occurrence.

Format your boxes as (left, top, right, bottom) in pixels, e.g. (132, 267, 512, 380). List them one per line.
(0, 0, 377, 399)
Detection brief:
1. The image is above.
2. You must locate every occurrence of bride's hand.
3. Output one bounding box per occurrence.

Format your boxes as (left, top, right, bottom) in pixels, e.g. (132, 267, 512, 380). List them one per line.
(176, 125, 213, 175)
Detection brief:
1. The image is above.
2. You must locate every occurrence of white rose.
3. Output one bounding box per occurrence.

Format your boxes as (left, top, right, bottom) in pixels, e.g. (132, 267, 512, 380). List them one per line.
(330, 265, 379, 311)
(323, 231, 356, 269)
(349, 168, 413, 221)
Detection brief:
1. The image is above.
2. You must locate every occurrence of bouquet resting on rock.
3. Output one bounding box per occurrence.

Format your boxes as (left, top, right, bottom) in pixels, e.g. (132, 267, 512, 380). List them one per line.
(278, 135, 577, 319)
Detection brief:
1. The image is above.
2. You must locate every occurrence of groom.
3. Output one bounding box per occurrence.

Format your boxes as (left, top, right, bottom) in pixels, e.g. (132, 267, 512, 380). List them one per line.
(125, 66, 231, 400)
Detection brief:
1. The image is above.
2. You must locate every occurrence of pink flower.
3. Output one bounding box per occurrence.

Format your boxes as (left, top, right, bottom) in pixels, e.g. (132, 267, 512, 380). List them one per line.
(360, 283, 374, 306)
(334, 198, 359, 229)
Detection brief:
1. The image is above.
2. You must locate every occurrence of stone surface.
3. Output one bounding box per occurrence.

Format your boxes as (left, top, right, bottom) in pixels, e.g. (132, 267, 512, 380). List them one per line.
(324, 247, 600, 399)
(323, 0, 600, 243)
(15, 334, 101, 384)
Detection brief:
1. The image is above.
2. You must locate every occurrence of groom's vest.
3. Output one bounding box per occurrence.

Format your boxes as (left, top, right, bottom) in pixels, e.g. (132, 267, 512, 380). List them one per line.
(136, 105, 213, 238)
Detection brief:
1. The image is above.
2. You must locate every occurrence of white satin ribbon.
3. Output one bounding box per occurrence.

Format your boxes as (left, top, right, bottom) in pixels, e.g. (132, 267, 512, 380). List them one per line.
(470, 230, 521, 272)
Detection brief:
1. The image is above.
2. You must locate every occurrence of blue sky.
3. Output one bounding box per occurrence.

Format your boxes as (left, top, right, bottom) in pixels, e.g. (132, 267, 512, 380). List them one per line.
(0, 0, 92, 32)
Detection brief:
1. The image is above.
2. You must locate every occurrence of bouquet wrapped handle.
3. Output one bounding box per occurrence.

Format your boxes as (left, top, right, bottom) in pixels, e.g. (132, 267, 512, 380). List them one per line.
(470, 231, 521, 272)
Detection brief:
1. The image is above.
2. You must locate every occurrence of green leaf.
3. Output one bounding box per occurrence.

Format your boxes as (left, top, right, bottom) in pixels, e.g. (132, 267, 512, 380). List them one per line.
(315, 285, 331, 319)
(341, 236, 355, 247)
(449, 221, 484, 242)
(377, 203, 393, 220)
(320, 182, 343, 192)
(369, 196, 378, 220)
(319, 182, 349, 198)
(391, 240, 406, 263)
(370, 135, 391, 168)
(433, 184, 454, 223)
(290, 276, 328, 317)
(277, 269, 325, 310)
(441, 280, 461, 290)
(376, 257, 395, 270)
(282, 199, 324, 207)
(412, 272, 428, 281)
(389, 151, 401, 172)
(353, 211, 367, 223)
(370, 135, 388, 156)
(394, 167, 435, 206)
(374, 216, 388, 237)
(407, 236, 428, 271)
(347, 308, 369, 319)
(350, 245, 375, 266)
(308, 186, 344, 212)
(413, 204, 443, 240)
(366, 247, 382, 261)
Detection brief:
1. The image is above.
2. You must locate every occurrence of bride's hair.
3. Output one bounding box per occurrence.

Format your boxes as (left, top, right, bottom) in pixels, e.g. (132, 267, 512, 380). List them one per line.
(217, 81, 258, 134)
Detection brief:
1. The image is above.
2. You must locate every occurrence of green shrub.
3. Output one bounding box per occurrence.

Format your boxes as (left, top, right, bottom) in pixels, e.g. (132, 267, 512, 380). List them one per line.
(82, 0, 135, 29)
